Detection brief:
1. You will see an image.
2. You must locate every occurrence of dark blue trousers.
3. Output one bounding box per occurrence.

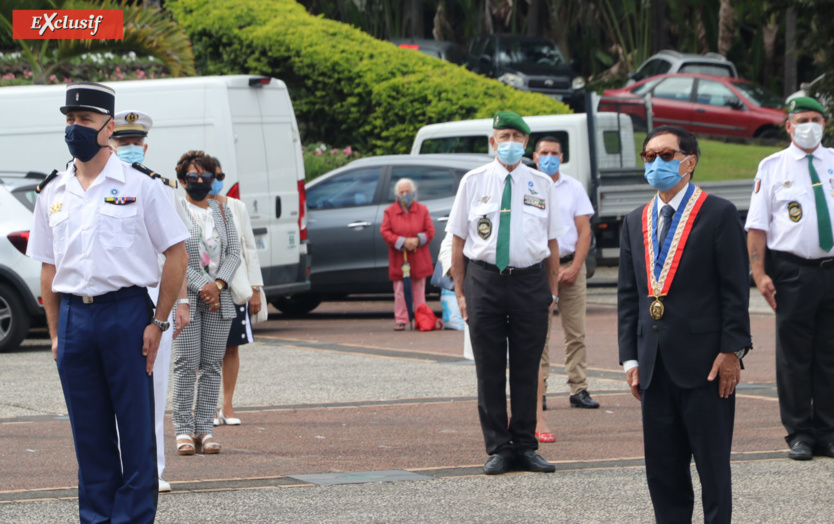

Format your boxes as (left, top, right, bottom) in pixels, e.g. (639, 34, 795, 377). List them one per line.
(642, 354, 735, 524)
(57, 287, 158, 524)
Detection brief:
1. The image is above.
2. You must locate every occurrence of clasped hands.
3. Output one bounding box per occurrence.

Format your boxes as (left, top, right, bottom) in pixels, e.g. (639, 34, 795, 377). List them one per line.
(402, 237, 420, 252)
(200, 282, 221, 312)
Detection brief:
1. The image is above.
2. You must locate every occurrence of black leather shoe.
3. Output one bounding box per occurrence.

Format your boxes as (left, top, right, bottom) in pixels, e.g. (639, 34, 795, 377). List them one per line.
(516, 450, 556, 473)
(542, 395, 547, 411)
(569, 390, 600, 409)
(788, 440, 813, 461)
(483, 453, 513, 475)
(815, 441, 834, 458)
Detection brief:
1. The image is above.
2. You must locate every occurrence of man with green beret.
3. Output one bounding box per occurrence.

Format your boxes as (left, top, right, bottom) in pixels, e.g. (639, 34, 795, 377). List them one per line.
(447, 111, 565, 474)
(746, 96, 834, 460)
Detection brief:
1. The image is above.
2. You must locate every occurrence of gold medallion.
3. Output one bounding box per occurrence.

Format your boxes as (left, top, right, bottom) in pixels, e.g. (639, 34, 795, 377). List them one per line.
(649, 297, 665, 320)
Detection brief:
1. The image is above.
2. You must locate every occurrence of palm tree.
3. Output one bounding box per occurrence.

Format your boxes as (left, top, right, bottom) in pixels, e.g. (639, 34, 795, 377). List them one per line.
(0, 0, 194, 84)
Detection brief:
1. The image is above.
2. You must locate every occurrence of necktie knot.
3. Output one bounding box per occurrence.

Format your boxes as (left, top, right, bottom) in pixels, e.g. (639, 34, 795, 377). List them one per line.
(661, 205, 675, 221)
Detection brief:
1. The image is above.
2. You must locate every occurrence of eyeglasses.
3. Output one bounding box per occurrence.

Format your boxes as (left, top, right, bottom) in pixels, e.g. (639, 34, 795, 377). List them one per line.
(215, 172, 226, 181)
(640, 148, 686, 163)
(185, 172, 215, 183)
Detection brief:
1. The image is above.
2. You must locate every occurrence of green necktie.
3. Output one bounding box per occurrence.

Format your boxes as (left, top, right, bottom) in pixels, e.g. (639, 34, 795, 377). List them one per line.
(807, 154, 834, 252)
(496, 174, 512, 271)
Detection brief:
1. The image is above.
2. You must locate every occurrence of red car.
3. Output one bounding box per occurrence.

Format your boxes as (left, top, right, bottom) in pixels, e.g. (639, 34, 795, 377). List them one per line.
(600, 73, 785, 139)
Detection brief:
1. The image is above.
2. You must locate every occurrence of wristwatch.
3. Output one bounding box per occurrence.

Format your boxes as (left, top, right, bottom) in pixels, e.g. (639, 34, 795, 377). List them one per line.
(176, 298, 190, 306)
(734, 347, 751, 360)
(151, 317, 170, 332)
(215, 280, 226, 291)
(552, 294, 559, 304)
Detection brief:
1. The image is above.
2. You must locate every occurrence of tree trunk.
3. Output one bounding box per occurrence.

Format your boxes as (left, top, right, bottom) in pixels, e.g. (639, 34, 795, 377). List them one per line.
(527, 0, 542, 37)
(783, 6, 797, 97)
(407, 0, 423, 39)
(762, 15, 779, 88)
(717, 0, 735, 56)
(652, 0, 666, 53)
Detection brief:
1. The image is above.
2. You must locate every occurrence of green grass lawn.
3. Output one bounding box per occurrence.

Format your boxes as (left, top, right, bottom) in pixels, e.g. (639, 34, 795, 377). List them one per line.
(633, 132, 785, 182)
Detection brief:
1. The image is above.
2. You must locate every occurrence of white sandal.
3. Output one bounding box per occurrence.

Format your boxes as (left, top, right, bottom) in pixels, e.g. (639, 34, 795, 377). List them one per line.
(176, 434, 195, 456)
(196, 433, 221, 454)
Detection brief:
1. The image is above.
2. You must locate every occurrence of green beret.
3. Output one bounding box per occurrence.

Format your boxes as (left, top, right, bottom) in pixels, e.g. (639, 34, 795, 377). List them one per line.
(787, 96, 825, 115)
(493, 111, 531, 135)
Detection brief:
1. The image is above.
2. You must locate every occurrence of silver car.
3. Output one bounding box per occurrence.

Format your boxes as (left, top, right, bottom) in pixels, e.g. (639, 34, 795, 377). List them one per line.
(271, 154, 493, 315)
(0, 173, 46, 352)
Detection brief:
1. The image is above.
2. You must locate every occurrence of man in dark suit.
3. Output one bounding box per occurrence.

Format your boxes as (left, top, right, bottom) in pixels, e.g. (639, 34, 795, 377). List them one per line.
(618, 126, 752, 524)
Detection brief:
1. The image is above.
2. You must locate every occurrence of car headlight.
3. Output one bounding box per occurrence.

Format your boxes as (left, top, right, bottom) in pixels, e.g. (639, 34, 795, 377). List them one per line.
(498, 73, 526, 89)
(572, 76, 586, 90)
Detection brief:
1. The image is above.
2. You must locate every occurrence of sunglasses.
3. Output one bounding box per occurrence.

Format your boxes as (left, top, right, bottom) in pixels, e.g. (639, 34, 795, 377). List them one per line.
(215, 171, 226, 181)
(640, 148, 686, 163)
(185, 172, 215, 183)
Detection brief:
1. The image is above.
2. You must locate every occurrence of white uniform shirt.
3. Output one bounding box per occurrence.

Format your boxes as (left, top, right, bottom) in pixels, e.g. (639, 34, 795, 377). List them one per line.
(447, 159, 565, 267)
(27, 153, 190, 296)
(552, 172, 594, 257)
(745, 143, 834, 259)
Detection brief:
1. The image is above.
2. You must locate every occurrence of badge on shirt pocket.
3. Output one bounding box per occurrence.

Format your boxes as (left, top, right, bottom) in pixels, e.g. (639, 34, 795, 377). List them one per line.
(477, 217, 492, 239)
(523, 194, 546, 210)
(788, 201, 802, 222)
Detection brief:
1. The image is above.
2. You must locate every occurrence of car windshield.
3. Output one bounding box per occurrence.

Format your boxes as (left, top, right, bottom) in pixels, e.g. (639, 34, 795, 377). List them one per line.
(499, 41, 566, 67)
(731, 81, 784, 109)
(12, 186, 38, 212)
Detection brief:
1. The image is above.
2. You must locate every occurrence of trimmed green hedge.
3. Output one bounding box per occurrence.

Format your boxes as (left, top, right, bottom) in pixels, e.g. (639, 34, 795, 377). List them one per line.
(168, 0, 570, 154)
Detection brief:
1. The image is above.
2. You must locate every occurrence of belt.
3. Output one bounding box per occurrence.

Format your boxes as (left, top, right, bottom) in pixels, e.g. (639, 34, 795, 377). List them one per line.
(560, 253, 575, 264)
(772, 250, 834, 269)
(66, 286, 149, 305)
(469, 259, 543, 275)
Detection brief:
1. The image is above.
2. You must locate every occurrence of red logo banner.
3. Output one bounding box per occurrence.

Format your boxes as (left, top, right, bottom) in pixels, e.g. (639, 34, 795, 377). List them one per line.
(12, 10, 123, 40)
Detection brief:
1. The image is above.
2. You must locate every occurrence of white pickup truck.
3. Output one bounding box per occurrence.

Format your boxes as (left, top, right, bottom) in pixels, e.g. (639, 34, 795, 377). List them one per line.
(411, 107, 753, 260)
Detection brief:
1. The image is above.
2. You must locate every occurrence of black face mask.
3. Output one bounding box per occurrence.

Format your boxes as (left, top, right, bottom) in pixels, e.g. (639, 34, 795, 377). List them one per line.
(185, 180, 212, 201)
(65, 117, 110, 162)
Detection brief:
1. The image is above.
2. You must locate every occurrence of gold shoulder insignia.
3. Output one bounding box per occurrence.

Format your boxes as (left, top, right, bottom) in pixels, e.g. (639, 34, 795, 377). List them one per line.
(36, 170, 59, 194)
(132, 162, 178, 189)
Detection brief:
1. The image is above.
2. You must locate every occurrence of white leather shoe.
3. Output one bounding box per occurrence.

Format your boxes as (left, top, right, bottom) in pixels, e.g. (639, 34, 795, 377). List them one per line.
(213, 416, 220, 426)
(158, 478, 171, 493)
(219, 410, 241, 426)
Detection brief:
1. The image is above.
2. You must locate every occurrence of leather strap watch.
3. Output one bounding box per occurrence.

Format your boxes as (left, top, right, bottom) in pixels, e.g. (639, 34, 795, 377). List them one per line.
(151, 317, 170, 332)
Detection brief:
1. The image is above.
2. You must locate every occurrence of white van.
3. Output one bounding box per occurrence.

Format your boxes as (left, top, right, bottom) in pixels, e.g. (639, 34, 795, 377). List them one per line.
(410, 112, 637, 193)
(0, 75, 310, 300)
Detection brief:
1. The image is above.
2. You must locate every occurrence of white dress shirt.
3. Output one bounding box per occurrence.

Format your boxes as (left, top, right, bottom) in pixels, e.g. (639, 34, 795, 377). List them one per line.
(552, 172, 594, 257)
(446, 159, 565, 267)
(745, 143, 834, 259)
(27, 153, 190, 296)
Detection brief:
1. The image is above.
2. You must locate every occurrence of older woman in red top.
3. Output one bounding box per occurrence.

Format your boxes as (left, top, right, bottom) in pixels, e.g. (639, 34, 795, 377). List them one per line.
(380, 178, 436, 331)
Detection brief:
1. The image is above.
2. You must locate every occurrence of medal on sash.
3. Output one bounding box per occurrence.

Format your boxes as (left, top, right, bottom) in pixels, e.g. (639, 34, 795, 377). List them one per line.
(641, 185, 707, 320)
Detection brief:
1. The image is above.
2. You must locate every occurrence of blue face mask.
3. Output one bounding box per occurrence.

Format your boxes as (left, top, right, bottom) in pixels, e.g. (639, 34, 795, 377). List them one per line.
(116, 144, 144, 165)
(209, 178, 224, 195)
(496, 141, 526, 166)
(65, 118, 110, 162)
(538, 155, 560, 176)
(644, 157, 688, 191)
(398, 191, 415, 209)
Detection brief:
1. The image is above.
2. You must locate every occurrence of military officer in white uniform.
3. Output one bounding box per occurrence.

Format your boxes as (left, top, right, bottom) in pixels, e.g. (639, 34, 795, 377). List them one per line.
(26, 82, 189, 523)
(110, 110, 191, 493)
(746, 96, 834, 461)
(448, 111, 564, 475)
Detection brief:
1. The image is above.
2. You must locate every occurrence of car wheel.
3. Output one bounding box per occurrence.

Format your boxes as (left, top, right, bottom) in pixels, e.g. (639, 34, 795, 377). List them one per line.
(270, 293, 323, 316)
(0, 284, 30, 353)
(756, 127, 781, 144)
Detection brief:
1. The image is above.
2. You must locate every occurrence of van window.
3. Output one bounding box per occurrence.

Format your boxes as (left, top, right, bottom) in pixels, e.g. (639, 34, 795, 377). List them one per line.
(306, 167, 381, 209)
(527, 131, 570, 163)
(602, 131, 621, 154)
(387, 166, 459, 202)
(420, 136, 490, 154)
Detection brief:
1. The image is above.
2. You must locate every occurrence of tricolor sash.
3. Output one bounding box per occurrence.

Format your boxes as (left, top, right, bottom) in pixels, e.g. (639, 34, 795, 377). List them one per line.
(641, 184, 708, 319)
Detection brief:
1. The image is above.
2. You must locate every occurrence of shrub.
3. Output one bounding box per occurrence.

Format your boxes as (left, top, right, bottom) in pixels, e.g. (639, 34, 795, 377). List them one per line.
(168, 0, 570, 155)
(0, 51, 169, 86)
(303, 143, 361, 182)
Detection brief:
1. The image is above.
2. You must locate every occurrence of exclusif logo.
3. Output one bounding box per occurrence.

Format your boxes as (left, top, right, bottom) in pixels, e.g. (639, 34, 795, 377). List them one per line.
(12, 10, 123, 40)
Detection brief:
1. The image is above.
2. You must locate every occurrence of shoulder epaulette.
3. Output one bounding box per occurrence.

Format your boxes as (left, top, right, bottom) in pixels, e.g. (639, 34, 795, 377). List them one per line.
(36, 170, 59, 194)
(132, 162, 178, 189)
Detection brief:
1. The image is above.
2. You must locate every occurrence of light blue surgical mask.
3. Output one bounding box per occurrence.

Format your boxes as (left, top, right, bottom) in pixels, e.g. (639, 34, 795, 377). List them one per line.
(644, 157, 689, 191)
(496, 141, 525, 166)
(538, 155, 560, 176)
(116, 144, 144, 165)
(209, 178, 224, 195)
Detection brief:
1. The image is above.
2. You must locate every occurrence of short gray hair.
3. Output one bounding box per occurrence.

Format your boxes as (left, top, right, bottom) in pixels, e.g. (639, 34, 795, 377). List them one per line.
(394, 178, 416, 194)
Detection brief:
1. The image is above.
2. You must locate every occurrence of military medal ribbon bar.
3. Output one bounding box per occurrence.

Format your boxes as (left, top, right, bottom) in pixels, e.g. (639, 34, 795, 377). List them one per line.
(641, 185, 707, 320)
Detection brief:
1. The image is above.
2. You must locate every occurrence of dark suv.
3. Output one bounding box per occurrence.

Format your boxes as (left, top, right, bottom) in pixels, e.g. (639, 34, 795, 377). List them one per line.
(466, 35, 586, 111)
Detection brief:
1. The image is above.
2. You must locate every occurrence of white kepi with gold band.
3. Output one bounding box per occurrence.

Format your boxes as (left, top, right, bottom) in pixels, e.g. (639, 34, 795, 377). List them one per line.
(642, 184, 708, 320)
